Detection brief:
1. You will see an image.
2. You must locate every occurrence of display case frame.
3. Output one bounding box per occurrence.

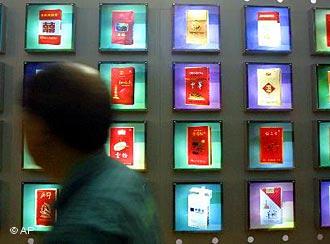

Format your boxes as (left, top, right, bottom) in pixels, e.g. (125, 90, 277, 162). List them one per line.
(314, 64, 330, 111)
(245, 62, 293, 112)
(247, 120, 295, 171)
(172, 3, 221, 53)
(315, 120, 330, 169)
(24, 3, 76, 53)
(319, 179, 330, 228)
(173, 120, 223, 171)
(243, 5, 292, 55)
(21, 130, 42, 171)
(98, 2, 148, 52)
(21, 182, 61, 232)
(172, 62, 221, 111)
(311, 8, 330, 56)
(247, 180, 296, 231)
(23, 61, 58, 92)
(173, 182, 223, 233)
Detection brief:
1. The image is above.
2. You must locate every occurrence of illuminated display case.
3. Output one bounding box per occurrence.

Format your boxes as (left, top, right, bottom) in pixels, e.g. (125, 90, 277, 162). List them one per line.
(248, 180, 295, 230)
(172, 3, 220, 52)
(248, 121, 294, 170)
(99, 3, 148, 52)
(0, 4, 6, 53)
(22, 137, 41, 170)
(23, 62, 57, 170)
(22, 62, 57, 170)
(23, 61, 56, 88)
(106, 121, 146, 171)
(173, 62, 221, 111)
(317, 121, 330, 168)
(25, 3, 75, 52)
(246, 63, 293, 111)
(320, 180, 330, 228)
(244, 5, 292, 54)
(315, 64, 330, 110)
(174, 121, 222, 170)
(312, 8, 330, 55)
(174, 182, 223, 232)
(22, 182, 61, 232)
(99, 61, 147, 111)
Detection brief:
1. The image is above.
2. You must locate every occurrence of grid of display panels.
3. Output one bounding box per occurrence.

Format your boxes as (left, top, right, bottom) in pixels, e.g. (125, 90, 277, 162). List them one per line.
(1, 1, 329, 243)
(243, 4, 296, 236)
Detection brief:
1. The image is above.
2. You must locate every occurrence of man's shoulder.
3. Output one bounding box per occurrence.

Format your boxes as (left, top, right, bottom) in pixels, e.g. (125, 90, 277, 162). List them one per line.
(75, 157, 149, 204)
(99, 157, 146, 187)
(54, 156, 162, 243)
(61, 158, 155, 226)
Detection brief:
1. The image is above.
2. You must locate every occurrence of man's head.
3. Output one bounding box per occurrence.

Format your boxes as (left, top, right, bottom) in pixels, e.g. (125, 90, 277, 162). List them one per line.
(23, 63, 111, 174)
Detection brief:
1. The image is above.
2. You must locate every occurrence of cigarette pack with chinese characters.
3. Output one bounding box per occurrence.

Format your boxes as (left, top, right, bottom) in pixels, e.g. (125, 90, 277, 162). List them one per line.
(38, 9, 62, 45)
(110, 127, 134, 165)
(257, 68, 282, 107)
(35, 188, 58, 226)
(110, 67, 135, 105)
(185, 67, 210, 106)
(187, 126, 212, 166)
(259, 127, 284, 163)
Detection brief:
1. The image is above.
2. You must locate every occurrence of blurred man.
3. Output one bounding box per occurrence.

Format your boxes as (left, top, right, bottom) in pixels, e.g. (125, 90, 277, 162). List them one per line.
(23, 63, 161, 243)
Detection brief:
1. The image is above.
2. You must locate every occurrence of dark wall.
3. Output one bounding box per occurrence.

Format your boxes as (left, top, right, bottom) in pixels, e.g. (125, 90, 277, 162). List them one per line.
(0, 0, 329, 243)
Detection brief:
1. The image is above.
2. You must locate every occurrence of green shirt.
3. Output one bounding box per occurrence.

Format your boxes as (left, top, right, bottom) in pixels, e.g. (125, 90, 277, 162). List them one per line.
(44, 150, 162, 244)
